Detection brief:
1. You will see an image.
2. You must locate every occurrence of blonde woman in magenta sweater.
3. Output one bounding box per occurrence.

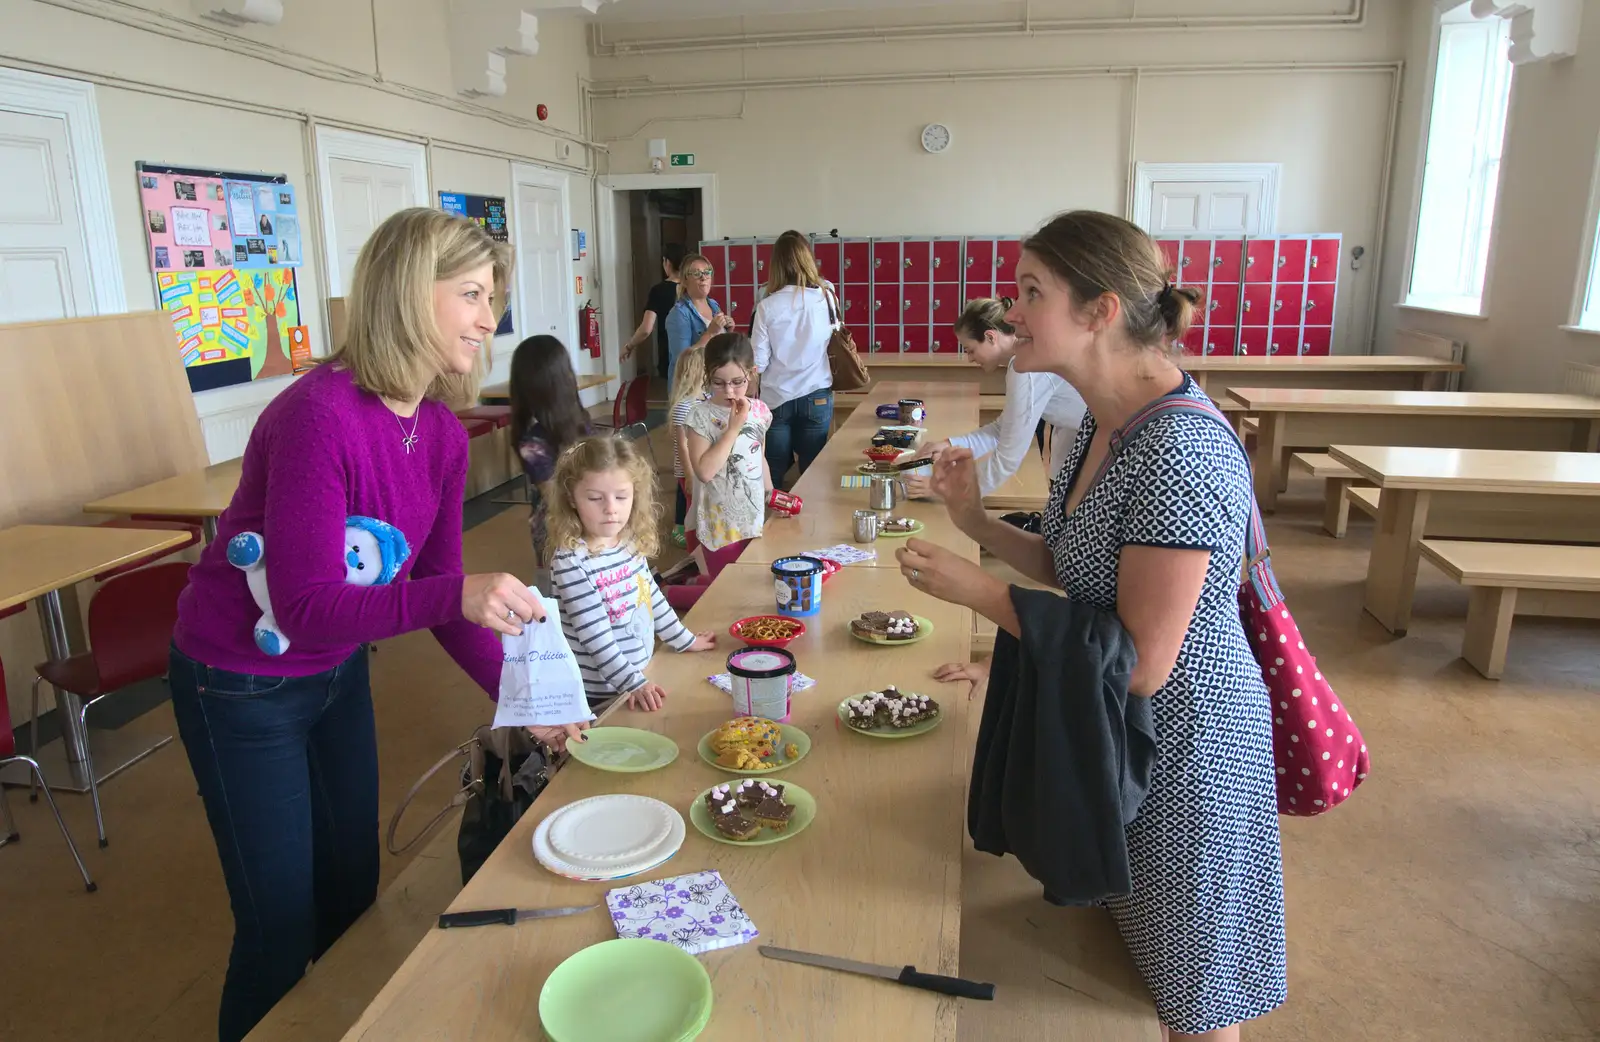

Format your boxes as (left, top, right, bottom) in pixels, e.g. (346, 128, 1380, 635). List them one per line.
(167, 209, 585, 1042)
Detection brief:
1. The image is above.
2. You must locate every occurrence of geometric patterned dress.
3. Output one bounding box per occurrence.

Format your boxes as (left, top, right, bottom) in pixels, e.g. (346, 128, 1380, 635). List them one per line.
(1041, 373, 1288, 1033)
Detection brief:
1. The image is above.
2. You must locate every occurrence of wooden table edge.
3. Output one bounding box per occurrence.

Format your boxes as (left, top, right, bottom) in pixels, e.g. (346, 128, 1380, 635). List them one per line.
(0, 527, 192, 608)
(1326, 446, 1600, 493)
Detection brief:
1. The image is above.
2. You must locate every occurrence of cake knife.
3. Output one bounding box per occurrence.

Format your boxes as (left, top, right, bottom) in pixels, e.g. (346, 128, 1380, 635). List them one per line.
(758, 945, 995, 1000)
(437, 904, 597, 929)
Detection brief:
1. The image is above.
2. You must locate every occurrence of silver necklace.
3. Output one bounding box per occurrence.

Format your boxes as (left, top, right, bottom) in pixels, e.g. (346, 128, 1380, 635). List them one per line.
(394, 408, 421, 453)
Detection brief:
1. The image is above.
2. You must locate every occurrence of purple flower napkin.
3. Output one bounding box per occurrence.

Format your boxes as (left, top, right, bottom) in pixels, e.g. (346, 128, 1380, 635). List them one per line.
(606, 870, 758, 955)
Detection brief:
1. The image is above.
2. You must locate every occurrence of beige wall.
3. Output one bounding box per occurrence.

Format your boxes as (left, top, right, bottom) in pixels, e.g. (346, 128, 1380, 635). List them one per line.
(591, 0, 1407, 353)
(2, 0, 597, 415)
(1374, 0, 1600, 392)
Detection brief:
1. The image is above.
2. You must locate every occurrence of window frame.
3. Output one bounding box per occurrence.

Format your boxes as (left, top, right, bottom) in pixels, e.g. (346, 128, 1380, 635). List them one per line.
(1567, 131, 1600, 335)
(1399, 2, 1517, 319)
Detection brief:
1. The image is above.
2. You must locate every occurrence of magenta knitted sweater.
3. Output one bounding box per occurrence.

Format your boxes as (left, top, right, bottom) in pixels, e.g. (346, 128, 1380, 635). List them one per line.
(173, 364, 501, 696)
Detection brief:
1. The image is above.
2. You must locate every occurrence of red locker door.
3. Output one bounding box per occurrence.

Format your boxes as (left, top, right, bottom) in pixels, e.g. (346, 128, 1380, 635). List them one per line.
(698, 243, 727, 280)
(1267, 322, 1300, 357)
(1272, 282, 1305, 326)
(931, 239, 961, 281)
(1238, 328, 1269, 356)
(873, 280, 900, 326)
(724, 243, 754, 287)
(1206, 283, 1240, 328)
(1178, 240, 1212, 287)
(1156, 239, 1181, 280)
(724, 286, 755, 329)
(995, 238, 1022, 285)
(1244, 239, 1276, 283)
(965, 279, 995, 303)
(1204, 326, 1238, 357)
(813, 240, 841, 284)
(902, 325, 931, 354)
(755, 240, 775, 287)
(1274, 238, 1309, 283)
(901, 239, 931, 283)
(1180, 327, 1206, 356)
(931, 284, 961, 326)
(902, 283, 930, 327)
(842, 241, 871, 284)
(930, 328, 961, 353)
(1303, 282, 1336, 326)
(872, 240, 902, 281)
(965, 239, 994, 287)
(1300, 326, 1333, 356)
(1242, 283, 1273, 326)
(1210, 239, 1244, 285)
(870, 322, 900, 353)
(839, 283, 870, 328)
(1308, 238, 1340, 282)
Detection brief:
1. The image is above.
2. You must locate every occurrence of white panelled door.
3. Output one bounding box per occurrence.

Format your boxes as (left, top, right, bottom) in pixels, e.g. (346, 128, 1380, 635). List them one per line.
(1147, 181, 1263, 237)
(513, 179, 570, 353)
(327, 157, 417, 294)
(0, 109, 93, 323)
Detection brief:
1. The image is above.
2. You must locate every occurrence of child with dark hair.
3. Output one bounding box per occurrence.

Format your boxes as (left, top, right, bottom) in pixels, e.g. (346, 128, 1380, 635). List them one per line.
(508, 335, 591, 584)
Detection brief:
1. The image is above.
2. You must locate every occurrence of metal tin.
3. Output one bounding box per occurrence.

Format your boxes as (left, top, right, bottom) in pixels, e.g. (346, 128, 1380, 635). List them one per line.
(853, 509, 880, 543)
(771, 556, 824, 617)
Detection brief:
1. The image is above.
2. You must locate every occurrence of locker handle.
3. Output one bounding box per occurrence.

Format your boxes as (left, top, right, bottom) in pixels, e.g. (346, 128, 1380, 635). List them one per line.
(1305, 300, 1317, 312)
(1209, 299, 1219, 311)
(1212, 256, 1223, 268)
(844, 259, 852, 269)
(874, 300, 881, 310)
(1273, 300, 1283, 312)
(933, 299, 941, 309)
(933, 257, 941, 268)
(904, 258, 912, 269)
(1276, 256, 1287, 267)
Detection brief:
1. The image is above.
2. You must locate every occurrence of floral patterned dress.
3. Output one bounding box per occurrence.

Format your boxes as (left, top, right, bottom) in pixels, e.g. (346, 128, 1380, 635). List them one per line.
(685, 399, 772, 551)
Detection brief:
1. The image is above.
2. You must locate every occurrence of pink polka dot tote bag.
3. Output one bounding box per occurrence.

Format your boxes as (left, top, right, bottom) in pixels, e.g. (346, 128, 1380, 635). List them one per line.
(1108, 392, 1370, 816)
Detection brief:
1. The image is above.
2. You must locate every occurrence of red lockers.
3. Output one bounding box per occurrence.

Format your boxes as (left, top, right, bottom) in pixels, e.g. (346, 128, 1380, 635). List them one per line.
(1163, 234, 1341, 356)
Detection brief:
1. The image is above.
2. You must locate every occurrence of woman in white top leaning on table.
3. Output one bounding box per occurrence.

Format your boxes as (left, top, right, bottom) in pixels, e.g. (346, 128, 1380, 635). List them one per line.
(904, 296, 1086, 499)
(752, 230, 836, 485)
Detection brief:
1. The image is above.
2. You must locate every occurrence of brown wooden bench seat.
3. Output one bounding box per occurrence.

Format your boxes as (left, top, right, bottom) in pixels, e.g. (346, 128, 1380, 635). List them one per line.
(1417, 539, 1600, 679)
(1292, 452, 1367, 538)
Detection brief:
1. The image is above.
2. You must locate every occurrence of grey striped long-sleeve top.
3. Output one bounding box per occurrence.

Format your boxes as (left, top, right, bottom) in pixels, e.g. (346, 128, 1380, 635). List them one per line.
(550, 542, 696, 702)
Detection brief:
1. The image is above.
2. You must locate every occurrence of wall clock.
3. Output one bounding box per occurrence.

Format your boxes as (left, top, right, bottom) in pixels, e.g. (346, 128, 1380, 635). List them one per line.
(920, 123, 952, 154)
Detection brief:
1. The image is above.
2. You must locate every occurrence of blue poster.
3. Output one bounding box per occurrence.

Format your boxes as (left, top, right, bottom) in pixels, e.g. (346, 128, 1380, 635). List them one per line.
(228, 181, 300, 269)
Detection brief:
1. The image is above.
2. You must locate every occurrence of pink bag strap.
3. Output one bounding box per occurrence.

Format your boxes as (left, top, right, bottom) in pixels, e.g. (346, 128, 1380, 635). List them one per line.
(1091, 386, 1281, 604)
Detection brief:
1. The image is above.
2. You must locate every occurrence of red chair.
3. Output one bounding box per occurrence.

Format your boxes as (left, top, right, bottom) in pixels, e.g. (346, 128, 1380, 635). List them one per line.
(1, 655, 97, 892)
(456, 405, 511, 429)
(458, 416, 495, 441)
(592, 376, 639, 433)
(29, 561, 190, 847)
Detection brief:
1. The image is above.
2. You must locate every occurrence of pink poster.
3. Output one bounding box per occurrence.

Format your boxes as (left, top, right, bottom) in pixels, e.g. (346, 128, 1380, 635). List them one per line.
(138, 171, 234, 272)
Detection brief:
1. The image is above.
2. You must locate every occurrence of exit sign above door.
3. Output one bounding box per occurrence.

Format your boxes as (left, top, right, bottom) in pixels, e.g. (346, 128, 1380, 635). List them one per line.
(670, 153, 695, 167)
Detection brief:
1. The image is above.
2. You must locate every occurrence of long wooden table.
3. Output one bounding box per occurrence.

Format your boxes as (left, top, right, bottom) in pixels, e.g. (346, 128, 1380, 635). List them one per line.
(0, 524, 190, 792)
(1327, 445, 1600, 634)
(82, 458, 243, 543)
(340, 382, 1156, 1040)
(1229, 389, 1600, 512)
(1187, 354, 1463, 397)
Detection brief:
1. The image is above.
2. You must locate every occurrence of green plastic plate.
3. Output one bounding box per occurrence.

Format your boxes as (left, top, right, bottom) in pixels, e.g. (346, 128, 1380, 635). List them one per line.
(688, 780, 817, 847)
(566, 727, 680, 773)
(696, 723, 811, 775)
(539, 938, 712, 1042)
(835, 694, 945, 738)
(848, 614, 935, 647)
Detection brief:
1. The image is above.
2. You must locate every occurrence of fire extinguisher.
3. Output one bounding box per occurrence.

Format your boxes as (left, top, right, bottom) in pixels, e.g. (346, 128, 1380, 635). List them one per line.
(580, 300, 601, 358)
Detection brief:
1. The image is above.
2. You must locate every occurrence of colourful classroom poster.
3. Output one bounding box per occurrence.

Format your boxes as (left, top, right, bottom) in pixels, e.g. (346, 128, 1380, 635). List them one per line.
(230, 180, 300, 269)
(438, 190, 513, 333)
(155, 268, 301, 392)
(140, 170, 231, 271)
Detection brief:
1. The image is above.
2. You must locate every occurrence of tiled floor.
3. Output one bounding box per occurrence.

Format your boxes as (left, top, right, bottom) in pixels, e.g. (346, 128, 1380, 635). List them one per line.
(2, 429, 1598, 1041)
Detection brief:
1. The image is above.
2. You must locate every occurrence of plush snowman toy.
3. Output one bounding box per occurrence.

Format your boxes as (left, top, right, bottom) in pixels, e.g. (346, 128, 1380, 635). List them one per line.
(226, 515, 410, 656)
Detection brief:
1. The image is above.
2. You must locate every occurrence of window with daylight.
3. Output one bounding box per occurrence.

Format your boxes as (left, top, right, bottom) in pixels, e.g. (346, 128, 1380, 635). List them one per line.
(1577, 148, 1600, 330)
(1406, 8, 1514, 316)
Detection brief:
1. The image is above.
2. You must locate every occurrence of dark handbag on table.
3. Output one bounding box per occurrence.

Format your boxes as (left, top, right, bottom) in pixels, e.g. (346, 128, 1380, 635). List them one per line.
(822, 285, 870, 391)
(386, 725, 555, 885)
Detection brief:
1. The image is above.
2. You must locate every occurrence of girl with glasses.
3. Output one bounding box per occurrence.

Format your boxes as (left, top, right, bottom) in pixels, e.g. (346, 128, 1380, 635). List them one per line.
(684, 333, 773, 578)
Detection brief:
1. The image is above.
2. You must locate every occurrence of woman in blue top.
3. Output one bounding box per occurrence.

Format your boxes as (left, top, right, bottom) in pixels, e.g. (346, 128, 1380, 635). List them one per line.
(665, 251, 734, 389)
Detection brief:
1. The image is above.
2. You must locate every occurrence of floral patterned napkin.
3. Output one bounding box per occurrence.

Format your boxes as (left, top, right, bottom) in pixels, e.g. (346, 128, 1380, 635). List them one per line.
(801, 544, 876, 566)
(606, 870, 758, 955)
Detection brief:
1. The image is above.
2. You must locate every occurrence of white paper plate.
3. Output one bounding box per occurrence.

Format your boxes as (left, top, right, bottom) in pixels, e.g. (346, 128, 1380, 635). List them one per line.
(533, 795, 685, 880)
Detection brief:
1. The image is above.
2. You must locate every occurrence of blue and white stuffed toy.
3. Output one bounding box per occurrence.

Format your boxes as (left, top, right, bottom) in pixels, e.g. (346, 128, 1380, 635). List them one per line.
(226, 515, 411, 656)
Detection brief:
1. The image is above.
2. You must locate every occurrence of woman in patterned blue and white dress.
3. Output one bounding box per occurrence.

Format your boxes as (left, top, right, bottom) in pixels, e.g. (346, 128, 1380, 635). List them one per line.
(895, 210, 1286, 1040)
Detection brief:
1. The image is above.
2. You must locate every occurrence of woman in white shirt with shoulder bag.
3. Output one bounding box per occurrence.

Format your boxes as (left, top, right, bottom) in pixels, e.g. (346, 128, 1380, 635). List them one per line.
(751, 230, 836, 484)
(905, 296, 1087, 499)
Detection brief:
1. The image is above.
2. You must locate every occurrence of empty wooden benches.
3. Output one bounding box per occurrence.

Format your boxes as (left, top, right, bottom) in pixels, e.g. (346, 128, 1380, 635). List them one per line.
(1290, 452, 1368, 537)
(1417, 540, 1600, 679)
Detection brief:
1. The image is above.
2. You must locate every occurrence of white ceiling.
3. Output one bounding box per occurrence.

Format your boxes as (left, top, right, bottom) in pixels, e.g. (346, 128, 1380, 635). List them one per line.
(595, 0, 1007, 22)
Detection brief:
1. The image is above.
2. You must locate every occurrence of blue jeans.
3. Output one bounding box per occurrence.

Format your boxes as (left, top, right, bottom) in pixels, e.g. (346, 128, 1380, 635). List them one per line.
(765, 388, 834, 485)
(168, 645, 379, 1042)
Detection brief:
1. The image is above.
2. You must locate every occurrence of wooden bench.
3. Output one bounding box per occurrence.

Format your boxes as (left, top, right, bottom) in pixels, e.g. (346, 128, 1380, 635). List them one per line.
(1345, 484, 1380, 523)
(1291, 452, 1367, 538)
(1417, 540, 1600, 679)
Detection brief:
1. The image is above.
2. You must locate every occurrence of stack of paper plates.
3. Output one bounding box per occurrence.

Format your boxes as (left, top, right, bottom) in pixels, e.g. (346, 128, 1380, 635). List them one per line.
(533, 794, 686, 882)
